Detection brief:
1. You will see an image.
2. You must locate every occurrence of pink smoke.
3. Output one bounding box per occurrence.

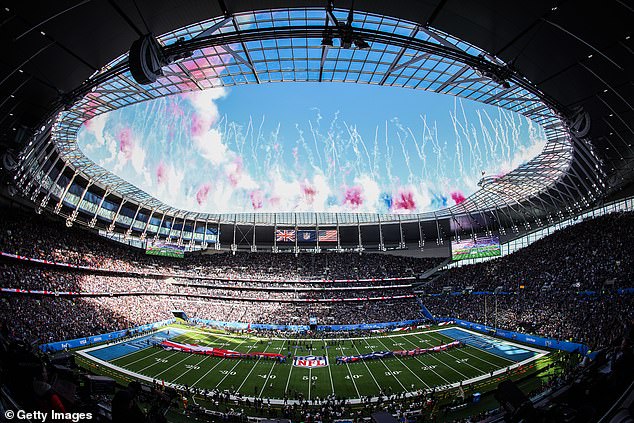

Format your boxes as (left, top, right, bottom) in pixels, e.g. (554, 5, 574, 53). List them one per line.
(250, 190, 264, 209)
(344, 186, 363, 208)
(450, 191, 466, 205)
(167, 100, 183, 119)
(117, 128, 133, 159)
(195, 184, 211, 205)
(190, 113, 207, 137)
(301, 182, 317, 204)
(269, 196, 280, 207)
(156, 163, 167, 185)
(226, 157, 243, 187)
(393, 190, 417, 211)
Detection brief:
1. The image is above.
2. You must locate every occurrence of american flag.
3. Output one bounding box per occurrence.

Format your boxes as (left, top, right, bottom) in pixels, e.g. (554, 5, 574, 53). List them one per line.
(275, 229, 296, 242)
(318, 230, 338, 242)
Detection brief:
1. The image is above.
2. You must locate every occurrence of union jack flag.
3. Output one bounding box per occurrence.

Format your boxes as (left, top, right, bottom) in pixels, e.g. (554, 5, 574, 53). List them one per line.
(318, 230, 338, 242)
(275, 229, 296, 242)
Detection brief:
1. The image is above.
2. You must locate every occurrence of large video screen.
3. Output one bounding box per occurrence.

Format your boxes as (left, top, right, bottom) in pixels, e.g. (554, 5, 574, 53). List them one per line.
(451, 236, 501, 261)
(146, 241, 185, 258)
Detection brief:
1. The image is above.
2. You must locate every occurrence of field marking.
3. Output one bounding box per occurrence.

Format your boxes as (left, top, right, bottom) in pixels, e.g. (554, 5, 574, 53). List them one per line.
(258, 340, 287, 398)
(213, 342, 261, 390)
(113, 347, 165, 366)
(402, 333, 470, 380)
(172, 355, 210, 384)
(374, 336, 431, 390)
(151, 334, 221, 378)
(421, 332, 495, 376)
(324, 340, 336, 396)
(107, 332, 175, 363)
(397, 334, 452, 385)
(137, 351, 180, 373)
(308, 368, 312, 400)
(165, 338, 222, 383)
(349, 341, 385, 392)
(425, 331, 511, 371)
(337, 344, 362, 399)
(449, 327, 548, 354)
(191, 335, 251, 388)
(284, 355, 294, 395)
(435, 329, 521, 365)
(236, 342, 272, 393)
(77, 326, 549, 405)
(358, 337, 407, 392)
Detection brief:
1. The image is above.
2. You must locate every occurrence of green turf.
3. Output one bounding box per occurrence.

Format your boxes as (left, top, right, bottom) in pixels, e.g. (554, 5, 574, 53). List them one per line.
(84, 326, 538, 401)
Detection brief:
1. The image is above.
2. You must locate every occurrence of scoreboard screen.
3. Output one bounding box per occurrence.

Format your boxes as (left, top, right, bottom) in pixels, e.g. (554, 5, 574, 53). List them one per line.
(451, 236, 501, 261)
(146, 241, 185, 258)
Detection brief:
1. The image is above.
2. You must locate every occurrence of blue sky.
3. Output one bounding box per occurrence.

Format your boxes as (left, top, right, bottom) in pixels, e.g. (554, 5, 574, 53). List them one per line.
(77, 82, 545, 213)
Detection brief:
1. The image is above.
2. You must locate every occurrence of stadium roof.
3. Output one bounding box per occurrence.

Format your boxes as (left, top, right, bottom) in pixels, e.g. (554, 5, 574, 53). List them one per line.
(0, 1, 632, 243)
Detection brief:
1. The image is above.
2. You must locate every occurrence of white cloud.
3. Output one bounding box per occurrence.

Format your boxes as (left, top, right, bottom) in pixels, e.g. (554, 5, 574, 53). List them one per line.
(193, 127, 229, 165)
(186, 88, 227, 125)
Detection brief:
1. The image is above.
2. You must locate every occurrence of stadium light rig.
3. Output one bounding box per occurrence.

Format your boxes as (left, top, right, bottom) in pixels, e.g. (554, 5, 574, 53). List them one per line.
(321, 0, 371, 50)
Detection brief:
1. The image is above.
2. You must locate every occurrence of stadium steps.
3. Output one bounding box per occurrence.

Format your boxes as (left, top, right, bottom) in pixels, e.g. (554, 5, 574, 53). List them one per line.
(415, 297, 436, 321)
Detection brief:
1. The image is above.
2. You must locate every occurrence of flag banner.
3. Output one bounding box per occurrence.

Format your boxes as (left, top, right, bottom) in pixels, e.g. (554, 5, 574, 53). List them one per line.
(275, 229, 296, 242)
(318, 230, 338, 242)
(337, 341, 461, 363)
(297, 230, 317, 242)
(159, 340, 286, 361)
(392, 340, 461, 357)
(336, 351, 393, 364)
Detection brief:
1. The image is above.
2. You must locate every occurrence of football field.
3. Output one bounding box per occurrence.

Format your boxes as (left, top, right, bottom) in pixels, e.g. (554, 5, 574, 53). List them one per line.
(78, 325, 547, 402)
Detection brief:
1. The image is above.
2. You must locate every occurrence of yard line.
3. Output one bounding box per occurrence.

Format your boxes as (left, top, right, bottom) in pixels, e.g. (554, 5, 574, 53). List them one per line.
(397, 334, 455, 385)
(433, 330, 517, 365)
(348, 341, 385, 392)
(151, 353, 195, 378)
(358, 337, 407, 392)
(113, 347, 165, 366)
(237, 342, 273, 392)
(426, 331, 513, 370)
(336, 344, 362, 399)
(213, 341, 261, 389)
(259, 340, 287, 397)
(109, 334, 169, 362)
(192, 356, 228, 387)
(408, 333, 471, 380)
(324, 340, 335, 396)
(191, 334, 252, 388)
(308, 368, 312, 400)
(145, 332, 224, 378)
(374, 336, 431, 390)
(172, 355, 210, 384)
(284, 355, 295, 395)
(137, 351, 180, 373)
(423, 332, 500, 375)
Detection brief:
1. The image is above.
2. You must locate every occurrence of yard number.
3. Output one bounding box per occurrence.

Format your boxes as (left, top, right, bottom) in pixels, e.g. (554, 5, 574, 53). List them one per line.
(302, 376, 318, 381)
(155, 358, 168, 363)
(220, 370, 237, 375)
(456, 358, 469, 363)
(385, 371, 402, 376)
(345, 375, 362, 379)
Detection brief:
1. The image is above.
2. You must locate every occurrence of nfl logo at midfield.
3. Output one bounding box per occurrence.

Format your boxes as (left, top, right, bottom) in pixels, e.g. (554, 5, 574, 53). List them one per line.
(293, 355, 329, 368)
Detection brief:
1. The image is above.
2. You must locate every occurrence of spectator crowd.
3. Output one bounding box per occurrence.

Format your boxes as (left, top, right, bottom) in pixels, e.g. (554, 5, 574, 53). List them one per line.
(1, 207, 633, 353)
